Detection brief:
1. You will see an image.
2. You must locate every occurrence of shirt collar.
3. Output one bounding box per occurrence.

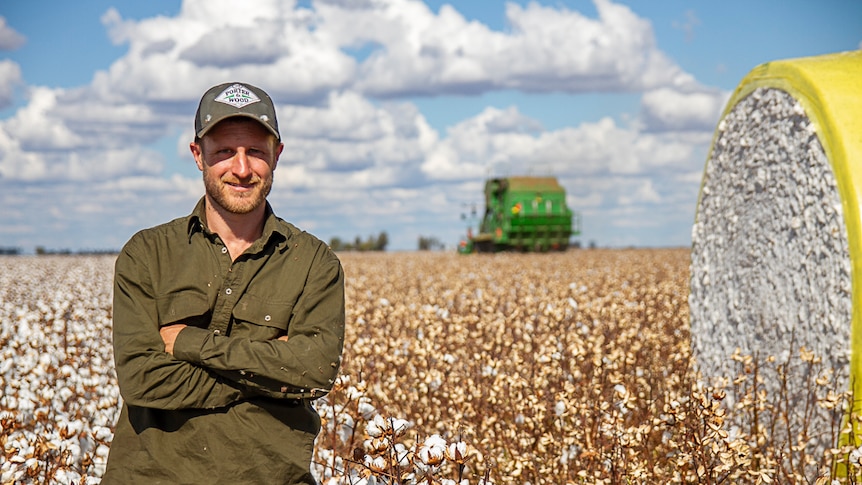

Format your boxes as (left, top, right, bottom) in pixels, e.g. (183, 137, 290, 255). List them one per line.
(186, 197, 290, 250)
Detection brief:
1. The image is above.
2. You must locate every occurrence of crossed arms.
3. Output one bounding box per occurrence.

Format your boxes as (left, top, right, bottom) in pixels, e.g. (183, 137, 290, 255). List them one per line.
(112, 237, 345, 411)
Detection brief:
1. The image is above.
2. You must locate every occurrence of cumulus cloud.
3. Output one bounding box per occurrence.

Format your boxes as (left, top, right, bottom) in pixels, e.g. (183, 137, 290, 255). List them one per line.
(98, 3, 355, 104)
(273, 90, 435, 191)
(639, 88, 729, 132)
(0, 17, 25, 50)
(3, 88, 83, 153)
(0, 0, 722, 251)
(0, 60, 23, 108)
(421, 105, 710, 191)
(180, 23, 285, 67)
(421, 107, 545, 180)
(333, 0, 696, 97)
(619, 179, 662, 205)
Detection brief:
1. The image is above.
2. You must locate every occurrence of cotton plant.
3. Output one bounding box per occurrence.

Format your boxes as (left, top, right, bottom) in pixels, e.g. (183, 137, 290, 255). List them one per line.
(314, 376, 482, 484)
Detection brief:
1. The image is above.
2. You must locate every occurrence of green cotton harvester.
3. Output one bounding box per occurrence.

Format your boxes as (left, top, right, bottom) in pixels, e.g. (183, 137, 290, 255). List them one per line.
(458, 176, 580, 253)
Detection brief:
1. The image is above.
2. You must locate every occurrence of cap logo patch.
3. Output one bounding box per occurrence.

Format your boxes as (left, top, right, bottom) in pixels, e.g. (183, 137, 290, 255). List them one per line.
(214, 83, 260, 108)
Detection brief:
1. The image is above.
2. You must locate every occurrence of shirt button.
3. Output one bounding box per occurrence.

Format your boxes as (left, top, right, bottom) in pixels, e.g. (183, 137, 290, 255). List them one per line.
(213, 330, 221, 335)
(264, 315, 271, 322)
(225, 288, 232, 295)
(221, 247, 228, 254)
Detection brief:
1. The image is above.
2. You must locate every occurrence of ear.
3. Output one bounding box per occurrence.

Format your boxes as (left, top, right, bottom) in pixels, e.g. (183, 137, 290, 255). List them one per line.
(190, 141, 205, 171)
(272, 142, 284, 171)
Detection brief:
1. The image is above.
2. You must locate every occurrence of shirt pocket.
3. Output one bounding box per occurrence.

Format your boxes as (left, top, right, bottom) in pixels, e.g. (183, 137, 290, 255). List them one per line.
(232, 294, 294, 340)
(155, 290, 210, 327)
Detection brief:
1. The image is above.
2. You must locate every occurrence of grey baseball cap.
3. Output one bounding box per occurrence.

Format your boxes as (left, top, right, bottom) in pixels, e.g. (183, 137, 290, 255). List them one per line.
(194, 82, 281, 140)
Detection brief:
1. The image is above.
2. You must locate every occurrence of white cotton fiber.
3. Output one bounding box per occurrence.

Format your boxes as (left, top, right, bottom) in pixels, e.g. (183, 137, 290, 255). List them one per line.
(690, 87, 851, 451)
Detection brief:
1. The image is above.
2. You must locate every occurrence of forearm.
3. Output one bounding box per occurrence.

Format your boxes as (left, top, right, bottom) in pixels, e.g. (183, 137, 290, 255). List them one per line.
(114, 352, 247, 409)
(171, 252, 346, 399)
(173, 324, 343, 399)
(113, 308, 249, 409)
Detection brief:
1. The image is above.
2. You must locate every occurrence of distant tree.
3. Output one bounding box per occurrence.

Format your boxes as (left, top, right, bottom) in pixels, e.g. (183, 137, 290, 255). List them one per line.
(330, 237, 344, 251)
(418, 236, 444, 251)
(358, 236, 371, 251)
(374, 232, 388, 251)
(329, 232, 389, 252)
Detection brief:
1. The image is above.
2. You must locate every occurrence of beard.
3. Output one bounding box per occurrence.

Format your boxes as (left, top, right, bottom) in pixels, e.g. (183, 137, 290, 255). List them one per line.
(203, 169, 273, 215)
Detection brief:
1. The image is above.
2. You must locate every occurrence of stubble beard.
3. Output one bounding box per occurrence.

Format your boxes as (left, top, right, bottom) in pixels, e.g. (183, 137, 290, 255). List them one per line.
(203, 169, 273, 215)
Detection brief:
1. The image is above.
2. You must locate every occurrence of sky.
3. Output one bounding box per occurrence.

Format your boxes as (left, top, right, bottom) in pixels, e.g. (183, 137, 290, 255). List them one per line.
(0, 0, 860, 253)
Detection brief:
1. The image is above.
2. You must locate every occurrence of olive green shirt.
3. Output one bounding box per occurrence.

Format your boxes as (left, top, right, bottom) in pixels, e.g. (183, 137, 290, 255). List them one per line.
(103, 198, 345, 484)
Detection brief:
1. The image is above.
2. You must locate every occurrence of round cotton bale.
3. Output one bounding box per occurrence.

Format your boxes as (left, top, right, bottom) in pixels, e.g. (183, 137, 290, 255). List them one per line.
(690, 50, 862, 460)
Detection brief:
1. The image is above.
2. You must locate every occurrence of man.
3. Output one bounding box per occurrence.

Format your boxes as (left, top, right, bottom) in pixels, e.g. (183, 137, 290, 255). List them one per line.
(103, 82, 345, 484)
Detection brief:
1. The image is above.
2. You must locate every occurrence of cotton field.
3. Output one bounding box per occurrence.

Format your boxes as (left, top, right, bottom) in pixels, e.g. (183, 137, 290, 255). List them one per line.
(0, 250, 857, 484)
(0, 256, 117, 484)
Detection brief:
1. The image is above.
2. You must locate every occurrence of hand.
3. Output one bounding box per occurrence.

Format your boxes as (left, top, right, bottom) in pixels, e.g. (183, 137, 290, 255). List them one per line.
(160, 324, 187, 355)
(277, 335, 289, 342)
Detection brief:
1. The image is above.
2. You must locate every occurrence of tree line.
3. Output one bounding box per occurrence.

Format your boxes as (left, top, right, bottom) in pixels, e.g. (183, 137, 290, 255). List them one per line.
(3, 233, 455, 255)
(329, 232, 389, 252)
(0, 247, 119, 256)
(327, 233, 450, 252)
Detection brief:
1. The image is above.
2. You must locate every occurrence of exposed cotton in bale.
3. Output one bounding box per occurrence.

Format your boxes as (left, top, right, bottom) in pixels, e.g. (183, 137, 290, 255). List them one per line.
(690, 50, 862, 465)
(691, 87, 851, 384)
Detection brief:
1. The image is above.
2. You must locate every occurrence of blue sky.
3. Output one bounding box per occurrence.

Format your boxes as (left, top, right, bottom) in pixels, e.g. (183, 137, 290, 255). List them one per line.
(0, 0, 860, 252)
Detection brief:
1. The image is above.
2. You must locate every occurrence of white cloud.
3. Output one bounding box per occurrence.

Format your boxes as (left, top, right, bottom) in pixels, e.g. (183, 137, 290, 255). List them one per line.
(3, 87, 82, 152)
(420, 106, 543, 180)
(0, 60, 22, 108)
(639, 87, 729, 132)
(343, 0, 696, 97)
(0, 86, 168, 183)
(0, 139, 47, 182)
(0, 17, 25, 50)
(499, 0, 693, 91)
(180, 23, 285, 67)
(272, 90, 436, 191)
(618, 179, 662, 205)
(538, 118, 639, 174)
(419, 103, 715, 185)
(98, 3, 355, 104)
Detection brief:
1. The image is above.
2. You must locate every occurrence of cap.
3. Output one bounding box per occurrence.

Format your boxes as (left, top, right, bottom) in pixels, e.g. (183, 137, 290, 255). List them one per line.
(194, 82, 281, 140)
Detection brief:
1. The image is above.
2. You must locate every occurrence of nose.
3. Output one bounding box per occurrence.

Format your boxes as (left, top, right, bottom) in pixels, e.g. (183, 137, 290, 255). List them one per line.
(231, 149, 253, 179)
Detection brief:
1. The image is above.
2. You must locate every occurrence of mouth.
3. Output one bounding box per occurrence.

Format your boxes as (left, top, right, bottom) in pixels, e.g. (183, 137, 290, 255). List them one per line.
(223, 179, 258, 192)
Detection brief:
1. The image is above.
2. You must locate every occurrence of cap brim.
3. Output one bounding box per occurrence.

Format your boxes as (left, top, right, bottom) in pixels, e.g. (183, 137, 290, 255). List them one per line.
(196, 113, 281, 141)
